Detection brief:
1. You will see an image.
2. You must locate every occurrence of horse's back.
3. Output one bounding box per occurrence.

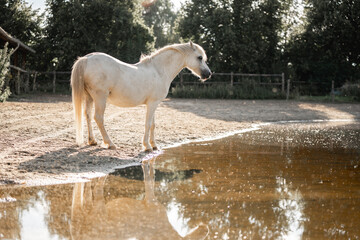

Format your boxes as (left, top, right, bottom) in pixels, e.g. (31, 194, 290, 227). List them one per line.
(82, 52, 154, 107)
(83, 53, 136, 90)
(85, 52, 137, 74)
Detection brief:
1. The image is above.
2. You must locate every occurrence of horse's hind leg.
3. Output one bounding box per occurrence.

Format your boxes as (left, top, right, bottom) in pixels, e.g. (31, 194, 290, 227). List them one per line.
(85, 93, 97, 145)
(94, 96, 116, 150)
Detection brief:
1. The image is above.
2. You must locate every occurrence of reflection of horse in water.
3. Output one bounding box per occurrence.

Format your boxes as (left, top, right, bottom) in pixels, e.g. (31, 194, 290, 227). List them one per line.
(70, 160, 208, 240)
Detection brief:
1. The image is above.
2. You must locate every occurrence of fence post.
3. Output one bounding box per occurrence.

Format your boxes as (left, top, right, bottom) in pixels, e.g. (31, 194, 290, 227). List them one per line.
(180, 72, 183, 86)
(16, 70, 21, 94)
(286, 79, 291, 101)
(33, 72, 37, 91)
(24, 71, 30, 93)
(281, 73, 285, 93)
(53, 71, 56, 93)
(331, 80, 334, 102)
(230, 72, 234, 86)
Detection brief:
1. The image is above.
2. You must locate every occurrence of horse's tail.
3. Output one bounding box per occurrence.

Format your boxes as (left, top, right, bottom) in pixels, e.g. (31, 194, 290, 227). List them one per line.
(71, 57, 87, 146)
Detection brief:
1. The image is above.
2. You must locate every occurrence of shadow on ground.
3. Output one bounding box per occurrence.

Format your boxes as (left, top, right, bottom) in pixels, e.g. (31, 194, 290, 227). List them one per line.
(162, 99, 360, 123)
(17, 145, 145, 175)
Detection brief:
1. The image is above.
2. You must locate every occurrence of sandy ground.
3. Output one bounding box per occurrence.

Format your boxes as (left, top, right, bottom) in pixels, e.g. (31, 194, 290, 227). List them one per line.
(0, 94, 359, 186)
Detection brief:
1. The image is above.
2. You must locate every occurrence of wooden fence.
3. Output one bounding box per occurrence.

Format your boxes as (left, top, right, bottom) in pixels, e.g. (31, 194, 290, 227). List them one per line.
(179, 72, 285, 91)
(9, 66, 71, 94)
(287, 79, 338, 101)
(7, 67, 338, 101)
(178, 72, 338, 101)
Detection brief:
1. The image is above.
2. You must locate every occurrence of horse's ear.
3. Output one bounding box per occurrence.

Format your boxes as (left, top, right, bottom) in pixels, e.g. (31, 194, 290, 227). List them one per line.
(189, 41, 195, 50)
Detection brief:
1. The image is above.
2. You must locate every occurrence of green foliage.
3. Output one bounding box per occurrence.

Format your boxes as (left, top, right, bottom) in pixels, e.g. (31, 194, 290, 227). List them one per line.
(170, 84, 284, 99)
(142, 0, 178, 47)
(36, 0, 154, 71)
(177, 0, 284, 74)
(0, 43, 13, 102)
(286, 0, 360, 85)
(340, 83, 360, 101)
(0, 0, 43, 50)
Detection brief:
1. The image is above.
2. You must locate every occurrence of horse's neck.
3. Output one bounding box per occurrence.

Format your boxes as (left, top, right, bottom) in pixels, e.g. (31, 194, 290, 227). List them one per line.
(152, 50, 185, 83)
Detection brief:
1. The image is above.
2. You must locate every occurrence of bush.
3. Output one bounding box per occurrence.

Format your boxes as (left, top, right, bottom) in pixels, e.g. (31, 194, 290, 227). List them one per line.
(340, 82, 360, 101)
(169, 84, 285, 99)
(0, 42, 13, 102)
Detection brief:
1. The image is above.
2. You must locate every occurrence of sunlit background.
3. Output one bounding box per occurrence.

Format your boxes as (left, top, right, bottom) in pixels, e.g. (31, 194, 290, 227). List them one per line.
(26, 0, 185, 12)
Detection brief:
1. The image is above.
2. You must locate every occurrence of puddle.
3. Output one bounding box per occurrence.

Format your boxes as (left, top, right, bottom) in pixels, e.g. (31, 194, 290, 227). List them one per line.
(0, 122, 360, 239)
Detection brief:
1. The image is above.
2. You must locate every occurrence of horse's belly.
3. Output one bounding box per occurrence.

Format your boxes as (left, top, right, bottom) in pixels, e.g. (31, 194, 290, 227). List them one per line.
(107, 94, 145, 108)
(107, 80, 155, 107)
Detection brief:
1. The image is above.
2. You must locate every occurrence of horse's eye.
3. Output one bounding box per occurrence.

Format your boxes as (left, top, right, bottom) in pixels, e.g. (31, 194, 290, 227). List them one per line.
(198, 56, 203, 61)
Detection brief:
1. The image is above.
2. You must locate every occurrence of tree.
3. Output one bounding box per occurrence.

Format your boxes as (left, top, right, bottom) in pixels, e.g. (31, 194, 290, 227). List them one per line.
(142, 0, 178, 48)
(280, 0, 307, 47)
(37, 0, 154, 71)
(0, 0, 43, 48)
(0, 43, 13, 102)
(177, 0, 284, 74)
(286, 0, 360, 86)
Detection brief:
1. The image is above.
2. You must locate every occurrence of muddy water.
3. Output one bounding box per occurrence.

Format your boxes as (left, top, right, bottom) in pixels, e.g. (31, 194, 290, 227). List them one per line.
(1, 122, 359, 240)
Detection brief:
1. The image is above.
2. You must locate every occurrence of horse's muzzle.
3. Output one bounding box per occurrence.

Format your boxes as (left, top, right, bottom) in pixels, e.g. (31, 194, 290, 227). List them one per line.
(201, 69, 212, 80)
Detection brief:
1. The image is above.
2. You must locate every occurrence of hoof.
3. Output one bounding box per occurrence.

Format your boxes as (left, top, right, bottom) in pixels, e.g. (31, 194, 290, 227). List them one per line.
(108, 145, 117, 150)
(145, 148, 153, 153)
(88, 139, 97, 146)
(101, 142, 117, 150)
(152, 146, 159, 151)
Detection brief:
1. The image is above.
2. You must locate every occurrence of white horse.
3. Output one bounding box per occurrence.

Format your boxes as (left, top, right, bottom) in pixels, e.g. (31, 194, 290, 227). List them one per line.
(71, 42, 211, 151)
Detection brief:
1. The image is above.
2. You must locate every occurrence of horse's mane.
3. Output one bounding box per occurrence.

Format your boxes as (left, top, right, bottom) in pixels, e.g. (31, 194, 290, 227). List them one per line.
(139, 43, 195, 63)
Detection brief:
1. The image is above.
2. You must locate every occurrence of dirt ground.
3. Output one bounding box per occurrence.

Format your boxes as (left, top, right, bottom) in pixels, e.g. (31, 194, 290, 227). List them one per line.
(0, 94, 359, 186)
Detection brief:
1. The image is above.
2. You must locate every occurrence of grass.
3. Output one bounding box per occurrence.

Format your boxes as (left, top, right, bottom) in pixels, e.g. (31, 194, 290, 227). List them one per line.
(296, 95, 359, 103)
(169, 84, 360, 102)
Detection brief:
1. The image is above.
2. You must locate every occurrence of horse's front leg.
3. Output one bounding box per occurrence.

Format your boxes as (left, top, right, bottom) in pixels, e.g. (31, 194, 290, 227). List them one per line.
(149, 115, 158, 150)
(143, 102, 159, 152)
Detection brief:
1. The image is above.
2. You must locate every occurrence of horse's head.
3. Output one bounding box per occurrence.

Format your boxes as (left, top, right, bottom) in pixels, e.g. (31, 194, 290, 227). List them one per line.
(185, 42, 212, 81)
